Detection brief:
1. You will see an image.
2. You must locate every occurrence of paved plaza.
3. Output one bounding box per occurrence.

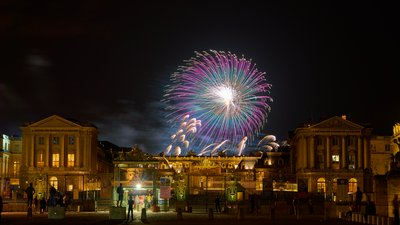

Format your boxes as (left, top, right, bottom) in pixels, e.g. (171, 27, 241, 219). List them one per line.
(0, 209, 361, 225)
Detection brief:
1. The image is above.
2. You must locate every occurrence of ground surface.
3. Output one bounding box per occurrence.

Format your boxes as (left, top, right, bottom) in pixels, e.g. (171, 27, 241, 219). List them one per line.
(0, 210, 362, 225)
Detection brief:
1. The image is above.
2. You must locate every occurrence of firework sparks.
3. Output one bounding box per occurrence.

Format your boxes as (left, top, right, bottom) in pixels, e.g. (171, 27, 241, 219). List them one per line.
(164, 114, 201, 156)
(257, 134, 279, 151)
(164, 50, 273, 155)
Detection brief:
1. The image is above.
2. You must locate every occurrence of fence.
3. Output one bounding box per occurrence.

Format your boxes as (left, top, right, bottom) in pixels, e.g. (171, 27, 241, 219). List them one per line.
(340, 212, 394, 225)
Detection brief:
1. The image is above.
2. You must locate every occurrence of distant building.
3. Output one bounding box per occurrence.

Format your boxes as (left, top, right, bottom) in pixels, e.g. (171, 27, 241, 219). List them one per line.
(289, 115, 373, 201)
(0, 134, 21, 199)
(370, 135, 392, 175)
(18, 115, 113, 203)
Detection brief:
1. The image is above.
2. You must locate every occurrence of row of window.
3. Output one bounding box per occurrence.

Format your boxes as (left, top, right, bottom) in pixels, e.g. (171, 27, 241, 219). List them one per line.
(316, 137, 391, 152)
(38, 136, 75, 145)
(316, 136, 357, 146)
(317, 177, 358, 193)
(36, 153, 75, 167)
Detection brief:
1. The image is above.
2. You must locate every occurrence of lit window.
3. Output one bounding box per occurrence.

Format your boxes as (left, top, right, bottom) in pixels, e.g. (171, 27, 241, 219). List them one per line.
(52, 154, 60, 167)
(67, 184, 73, 191)
(332, 154, 340, 162)
(53, 137, 59, 145)
(67, 154, 75, 167)
(49, 176, 58, 190)
(37, 153, 44, 167)
(69, 136, 75, 145)
(13, 161, 20, 176)
(317, 178, 326, 193)
(349, 178, 357, 193)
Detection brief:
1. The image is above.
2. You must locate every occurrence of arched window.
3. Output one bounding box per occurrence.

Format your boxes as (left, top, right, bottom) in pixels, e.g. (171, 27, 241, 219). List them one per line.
(317, 178, 326, 193)
(49, 176, 58, 190)
(349, 178, 357, 193)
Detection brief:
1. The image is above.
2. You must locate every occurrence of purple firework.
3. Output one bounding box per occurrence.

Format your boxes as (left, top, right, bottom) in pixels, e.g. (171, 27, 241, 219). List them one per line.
(163, 50, 273, 154)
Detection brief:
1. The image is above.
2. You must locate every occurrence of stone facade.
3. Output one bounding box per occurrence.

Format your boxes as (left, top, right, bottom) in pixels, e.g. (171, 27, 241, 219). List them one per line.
(16, 115, 113, 203)
(289, 115, 373, 200)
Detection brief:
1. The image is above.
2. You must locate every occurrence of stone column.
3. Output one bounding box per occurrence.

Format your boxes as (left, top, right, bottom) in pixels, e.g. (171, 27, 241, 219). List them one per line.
(30, 135, 35, 167)
(342, 136, 346, 169)
(76, 135, 80, 168)
(45, 135, 50, 167)
(364, 138, 368, 169)
(296, 144, 301, 171)
(5, 156, 8, 177)
(83, 133, 87, 169)
(326, 136, 330, 168)
(302, 136, 307, 169)
(357, 137, 362, 169)
(61, 134, 65, 167)
(23, 133, 30, 167)
(310, 136, 315, 169)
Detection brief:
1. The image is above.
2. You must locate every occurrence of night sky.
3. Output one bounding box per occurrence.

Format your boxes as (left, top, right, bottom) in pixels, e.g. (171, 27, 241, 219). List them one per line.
(1, 1, 399, 154)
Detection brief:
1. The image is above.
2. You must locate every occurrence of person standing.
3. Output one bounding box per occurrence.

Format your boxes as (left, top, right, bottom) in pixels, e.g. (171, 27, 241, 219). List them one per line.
(215, 195, 221, 213)
(116, 183, 124, 207)
(49, 185, 57, 207)
(40, 197, 46, 214)
(127, 196, 134, 221)
(394, 195, 399, 225)
(25, 183, 36, 207)
(33, 196, 38, 213)
(355, 187, 363, 212)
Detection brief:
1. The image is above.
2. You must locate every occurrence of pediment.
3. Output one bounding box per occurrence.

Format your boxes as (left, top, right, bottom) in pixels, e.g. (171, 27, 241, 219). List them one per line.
(28, 115, 82, 128)
(310, 116, 364, 131)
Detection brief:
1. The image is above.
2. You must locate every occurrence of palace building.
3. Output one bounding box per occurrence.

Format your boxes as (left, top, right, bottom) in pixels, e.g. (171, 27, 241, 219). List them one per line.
(1, 114, 399, 216)
(288, 115, 388, 202)
(18, 115, 113, 205)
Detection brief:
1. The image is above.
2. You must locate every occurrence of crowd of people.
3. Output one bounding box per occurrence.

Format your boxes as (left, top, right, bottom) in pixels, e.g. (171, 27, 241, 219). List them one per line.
(25, 183, 71, 214)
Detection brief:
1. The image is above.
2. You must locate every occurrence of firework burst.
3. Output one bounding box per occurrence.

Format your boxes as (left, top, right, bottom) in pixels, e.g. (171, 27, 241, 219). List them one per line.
(163, 50, 273, 155)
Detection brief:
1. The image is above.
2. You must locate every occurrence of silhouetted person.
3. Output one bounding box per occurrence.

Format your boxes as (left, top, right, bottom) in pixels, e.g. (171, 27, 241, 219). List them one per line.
(49, 185, 57, 206)
(250, 195, 255, 213)
(215, 195, 221, 213)
(40, 198, 46, 214)
(394, 195, 399, 225)
(355, 187, 363, 212)
(127, 196, 134, 221)
(117, 183, 124, 207)
(25, 183, 35, 207)
(33, 196, 38, 213)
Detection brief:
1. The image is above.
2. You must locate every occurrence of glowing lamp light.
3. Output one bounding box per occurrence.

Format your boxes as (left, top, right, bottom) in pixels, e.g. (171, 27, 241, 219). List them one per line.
(135, 183, 142, 189)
